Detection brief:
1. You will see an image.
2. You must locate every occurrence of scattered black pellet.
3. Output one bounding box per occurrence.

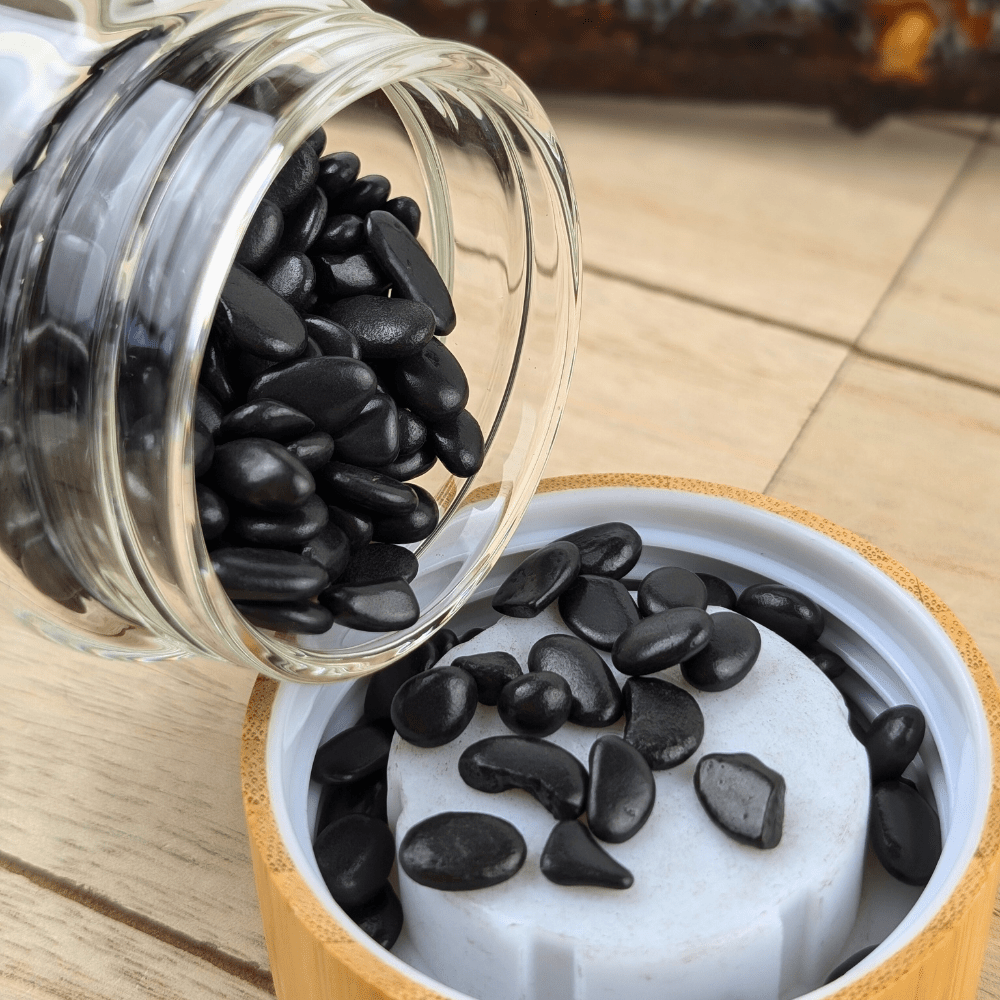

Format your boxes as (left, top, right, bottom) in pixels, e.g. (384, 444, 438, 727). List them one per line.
(453, 651, 523, 706)
(695, 752, 785, 850)
(230, 493, 329, 547)
(318, 461, 418, 515)
(869, 779, 941, 885)
(219, 399, 314, 442)
(399, 811, 526, 891)
(327, 503, 374, 551)
(314, 813, 395, 908)
(373, 444, 436, 482)
(209, 438, 315, 512)
(266, 140, 319, 211)
(497, 671, 573, 737)
(323, 295, 436, 359)
(824, 944, 879, 985)
(364, 639, 440, 721)
(390, 665, 478, 747)
(332, 173, 390, 215)
(193, 423, 214, 477)
(697, 572, 737, 610)
(236, 198, 284, 271)
(305, 126, 327, 155)
(556, 522, 642, 580)
(370, 485, 439, 544)
(333, 395, 400, 467)
(281, 184, 327, 253)
(262, 250, 316, 310)
(680, 611, 761, 692)
(196, 483, 229, 540)
(458, 735, 588, 820)
(317, 151, 361, 199)
(612, 607, 714, 676)
(284, 431, 335, 470)
(317, 770, 389, 832)
(384, 195, 420, 236)
(622, 676, 704, 770)
(392, 338, 469, 421)
(234, 599, 334, 634)
(315, 251, 391, 298)
(320, 578, 420, 631)
(492, 541, 581, 618)
(637, 566, 708, 615)
(557, 575, 640, 651)
(806, 644, 849, 680)
(540, 820, 634, 889)
(736, 583, 825, 650)
(428, 409, 485, 478)
(211, 547, 329, 602)
(216, 264, 307, 360)
(340, 542, 418, 586)
(199, 336, 237, 407)
(396, 407, 427, 455)
(864, 705, 925, 785)
(315, 212, 365, 254)
(587, 734, 655, 844)
(195, 386, 223, 438)
(527, 633, 622, 727)
(312, 719, 394, 784)
(302, 314, 362, 359)
(344, 883, 404, 950)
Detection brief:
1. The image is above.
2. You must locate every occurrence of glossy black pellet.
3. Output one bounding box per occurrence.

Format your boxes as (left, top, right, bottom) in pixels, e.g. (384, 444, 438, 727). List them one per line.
(865, 705, 926, 784)
(315, 252, 391, 299)
(637, 566, 708, 615)
(323, 295, 436, 359)
(364, 639, 440, 722)
(327, 503, 374, 551)
(196, 483, 229, 540)
(344, 883, 404, 950)
(540, 821, 633, 890)
(281, 184, 327, 253)
(697, 572, 737, 610)
(370, 484, 439, 544)
(497, 671, 573, 737)
(824, 945, 879, 985)
(317, 151, 361, 199)
(314, 212, 365, 254)
(199, 335, 237, 407)
(219, 399, 315, 442)
(193, 423, 214, 477)
(234, 599, 334, 634)
(211, 547, 328, 602)
(681, 611, 761, 692)
(303, 314, 362, 360)
(334, 394, 400, 467)
(314, 813, 395, 908)
(216, 264, 307, 360)
(869, 779, 941, 885)
(452, 651, 522, 706)
(340, 542, 418, 586)
(195, 386, 223, 438)
(587, 734, 655, 843)
(391, 665, 478, 747)
(384, 195, 420, 236)
(266, 141, 319, 211)
(623, 676, 704, 770)
(429, 409, 485, 478)
(230, 493, 328, 547)
(558, 575, 640, 651)
(612, 607, 714, 675)
(306, 126, 327, 155)
(332, 173, 390, 215)
(317, 771, 388, 833)
(300, 523, 351, 581)
(312, 719, 394, 784)
(285, 431, 335, 470)
(320, 578, 420, 631)
(557, 522, 642, 580)
(317, 461, 418, 515)
(235, 197, 284, 271)
(396, 407, 427, 455)
(695, 752, 786, 849)
(209, 438, 314, 512)
(492, 541, 581, 618)
(373, 445, 436, 482)
(263, 250, 316, 310)
(527, 633, 623, 727)
(392, 339, 469, 422)
(736, 583, 825, 650)
(806, 644, 849, 680)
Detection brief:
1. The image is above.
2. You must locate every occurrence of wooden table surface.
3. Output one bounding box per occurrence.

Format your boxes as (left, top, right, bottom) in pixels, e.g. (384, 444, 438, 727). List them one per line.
(2, 96, 998, 999)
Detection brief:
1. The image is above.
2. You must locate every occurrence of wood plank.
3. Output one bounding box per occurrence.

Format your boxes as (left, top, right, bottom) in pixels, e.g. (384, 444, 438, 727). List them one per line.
(543, 270, 848, 491)
(860, 134, 1000, 391)
(767, 355, 1000, 671)
(0, 867, 272, 1000)
(541, 95, 978, 342)
(0, 617, 269, 969)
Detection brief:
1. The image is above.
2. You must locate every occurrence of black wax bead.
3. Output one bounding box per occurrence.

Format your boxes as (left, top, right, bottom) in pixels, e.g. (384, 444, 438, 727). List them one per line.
(230, 493, 328, 547)
(373, 445, 436, 482)
(314, 212, 364, 254)
(452, 651, 522, 706)
(323, 295, 436, 359)
(429, 409, 485, 478)
(193, 422, 214, 477)
(558, 575, 639, 651)
(587, 735, 655, 843)
(497, 671, 572, 737)
(317, 151, 361, 199)
(234, 600, 334, 634)
(697, 572, 737, 609)
(284, 431, 335, 470)
(300, 524, 351, 581)
(396, 407, 427, 455)
(219, 399, 315, 442)
(458, 626, 486, 644)
(327, 504, 374, 551)
(263, 250, 316, 310)
(612, 607, 714, 675)
(318, 461, 418, 516)
(266, 141, 319, 211)
(211, 547, 328, 602)
(390, 665, 478, 747)
(314, 813, 395, 908)
(637, 566, 708, 615)
(196, 483, 229, 540)
(340, 542, 418, 585)
(695, 752, 786, 849)
(392, 339, 469, 421)
(303, 314, 362, 359)
(806, 644, 849, 680)
(305, 127, 327, 155)
(527, 633, 622, 727)
(334, 395, 400, 467)
(370, 484, 439, 544)
(824, 945, 879, 985)
(556, 522, 642, 580)
(364, 639, 439, 721)
(332, 173, 390, 215)
(736, 583, 825, 649)
(384, 195, 420, 236)
(315, 252, 391, 298)
(248, 356, 377, 434)
(399, 812, 526, 891)
(320, 578, 420, 631)
(312, 719, 394, 784)
(492, 541, 581, 618)
(236, 198, 283, 271)
(870, 779, 941, 885)
(317, 772, 388, 833)
(430, 628, 459, 663)
(199, 335, 237, 407)
(540, 821, 634, 890)
(344, 883, 403, 950)
(281, 184, 327, 253)
(623, 677, 704, 770)
(209, 438, 314, 512)
(458, 735, 588, 821)
(681, 611, 761, 692)
(215, 264, 307, 361)
(865, 705, 925, 784)
(195, 387, 223, 438)
(365, 210, 456, 334)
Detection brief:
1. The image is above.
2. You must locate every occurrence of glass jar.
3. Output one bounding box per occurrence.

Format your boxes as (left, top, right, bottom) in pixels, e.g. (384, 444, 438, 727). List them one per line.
(0, 0, 580, 681)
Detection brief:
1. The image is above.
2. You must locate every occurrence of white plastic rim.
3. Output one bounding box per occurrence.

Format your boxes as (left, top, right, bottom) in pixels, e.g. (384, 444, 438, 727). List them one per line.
(263, 484, 993, 1000)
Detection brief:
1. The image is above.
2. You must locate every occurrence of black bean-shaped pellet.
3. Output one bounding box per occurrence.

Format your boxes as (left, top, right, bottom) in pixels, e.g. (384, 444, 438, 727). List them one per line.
(196, 483, 229, 540)
(556, 522, 641, 580)
(196, 386, 223, 438)
(314, 813, 395, 908)
(540, 820, 634, 889)
(681, 611, 761, 692)
(392, 339, 469, 421)
(587, 734, 655, 843)
(391, 665, 478, 747)
(323, 295, 436, 359)
(317, 771, 388, 833)
(736, 583, 825, 649)
(399, 812, 525, 891)
(199, 335, 237, 407)
(216, 264, 307, 361)
(266, 141, 319, 211)
(370, 484, 439, 544)
(492, 540, 581, 618)
(284, 431, 334, 471)
(558, 575, 639, 651)
(236, 197, 283, 271)
(865, 705, 925, 785)
(527, 633, 622, 727)
(623, 677, 704, 770)
(638, 566, 708, 615)
(429, 409, 484, 478)
(364, 639, 440, 722)
(334, 395, 400, 467)
(327, 503, 373, 551)
(332, 173, 390, 215)
(429, 628, 459, 663)
(248, 356, 377, 434)
(263, 250, 316, 310)
(498, 671, 572, 737)
(230, 493, 328, 546)
(317, 461, 418, 516)
(366, 210, 456, 335)
(870, 779, 941, 885)
(452, 651, 522, 706)
(396, 407, 427, 455)
(300, 523, 351, 581)
(384, 195, 420, 236)
(211, 547, 328, 602)
(697, 572, 737, 609)
(305, 126, 327, 155)
(806, 643, 849, 680)
(193, 422, 214, 477)
(303, 314, 361, 359)
(314, 212, 364, 254)
(341, 542, 418, 585)
(459, 735, 588, 820)
(373, 445, 436, 482)
(458, 626, 486, 644)
(612, 607, 714, 676)
(317, 151, 361, 199)
(209, 438, 314, 512)
(281, 184, 327, 253)
(344, 883, 403, 950)
(320, 578, 420, 631)
(234, 599, 334, 634)
(313, 719, 394, 784)
(824, 945, 879, 985)
(219, 399, 315, 442)
(315, 252, 390, 298)
(695, 752, 785, 849)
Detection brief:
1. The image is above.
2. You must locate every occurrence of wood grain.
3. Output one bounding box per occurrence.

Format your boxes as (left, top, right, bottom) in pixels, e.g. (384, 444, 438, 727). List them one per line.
(542, 95, 978, 342)
(0, 867, 273, 1000)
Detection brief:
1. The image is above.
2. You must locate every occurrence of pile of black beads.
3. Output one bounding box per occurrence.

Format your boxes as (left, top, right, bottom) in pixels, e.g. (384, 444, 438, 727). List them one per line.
(195, 127, 484, 635)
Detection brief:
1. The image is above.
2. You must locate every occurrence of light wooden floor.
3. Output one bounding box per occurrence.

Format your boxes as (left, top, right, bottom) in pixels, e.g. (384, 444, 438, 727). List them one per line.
(1, 96, 998, 998)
